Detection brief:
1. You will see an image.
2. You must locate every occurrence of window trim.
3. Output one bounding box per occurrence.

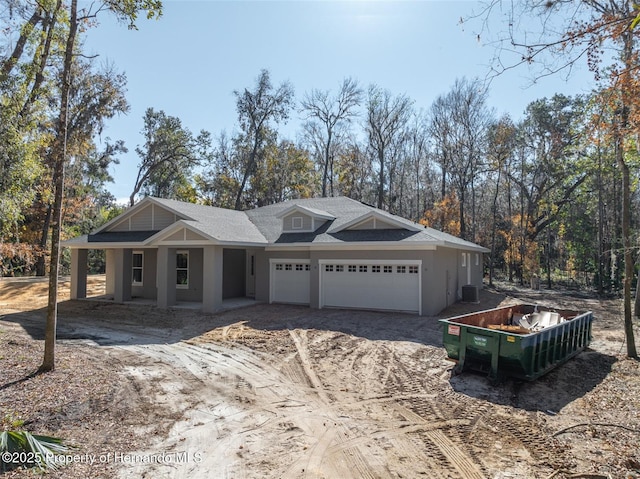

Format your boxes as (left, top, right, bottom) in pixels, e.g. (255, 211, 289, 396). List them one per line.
(291, 216, 304, 230)
(176, 250, 189, 289)
(132, 251, 144, 286)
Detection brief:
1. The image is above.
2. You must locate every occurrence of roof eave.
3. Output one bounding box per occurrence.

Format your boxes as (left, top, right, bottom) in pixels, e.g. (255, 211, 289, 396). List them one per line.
(265, 241, 438, 251)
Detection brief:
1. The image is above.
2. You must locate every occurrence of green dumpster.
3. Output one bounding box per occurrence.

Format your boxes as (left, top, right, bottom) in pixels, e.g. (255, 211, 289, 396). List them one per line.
(440, 304, 593, 381)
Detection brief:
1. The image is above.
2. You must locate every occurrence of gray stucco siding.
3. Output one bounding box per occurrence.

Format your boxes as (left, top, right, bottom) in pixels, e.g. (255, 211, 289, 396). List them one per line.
(429, 248, 458, 314)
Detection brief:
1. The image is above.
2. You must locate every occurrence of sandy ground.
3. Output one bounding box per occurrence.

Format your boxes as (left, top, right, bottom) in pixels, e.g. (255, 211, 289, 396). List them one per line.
(1, 276, 639, 479)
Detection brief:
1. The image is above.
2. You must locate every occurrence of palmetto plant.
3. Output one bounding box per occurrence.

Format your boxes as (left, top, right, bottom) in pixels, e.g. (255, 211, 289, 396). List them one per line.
(0, 430, 70, 471)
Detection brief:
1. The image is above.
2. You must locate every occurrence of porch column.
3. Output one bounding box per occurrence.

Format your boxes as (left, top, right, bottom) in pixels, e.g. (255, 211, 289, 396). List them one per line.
(202, 245, 223, 313)
(105, 249, 116, 296)
(113, 248, 132, 303)
(156, 246, 176, 309)
(70, 249, 88, 300)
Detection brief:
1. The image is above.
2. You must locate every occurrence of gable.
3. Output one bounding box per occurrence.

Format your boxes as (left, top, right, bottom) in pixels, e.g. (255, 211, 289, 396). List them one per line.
(282, 212, 314, 232)
(335, 211, 422, 233)
(107, 203, 181, 232)
(154, 226, 211, 243)
(348, 217, 403, 230)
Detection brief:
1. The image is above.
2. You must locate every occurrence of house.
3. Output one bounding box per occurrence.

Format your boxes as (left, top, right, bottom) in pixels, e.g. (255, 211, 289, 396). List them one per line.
(64, 196, 488, 316)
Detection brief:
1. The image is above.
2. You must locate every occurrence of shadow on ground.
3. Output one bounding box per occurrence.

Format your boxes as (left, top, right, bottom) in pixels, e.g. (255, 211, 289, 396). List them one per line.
(449, 348, 616, 413)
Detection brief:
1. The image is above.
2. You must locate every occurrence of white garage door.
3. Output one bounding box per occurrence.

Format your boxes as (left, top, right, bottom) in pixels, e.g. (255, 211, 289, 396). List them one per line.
(320, 261, 421, 313)
(270, 261, 311, 305)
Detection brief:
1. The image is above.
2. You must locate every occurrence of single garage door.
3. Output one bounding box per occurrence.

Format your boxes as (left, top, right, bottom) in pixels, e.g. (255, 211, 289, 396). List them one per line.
(320, 261, 421, 313)
(270, 260, 311, 304)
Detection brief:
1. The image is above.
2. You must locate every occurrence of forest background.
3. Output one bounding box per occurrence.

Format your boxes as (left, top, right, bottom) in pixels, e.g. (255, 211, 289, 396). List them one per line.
(1, 0, 639, 305)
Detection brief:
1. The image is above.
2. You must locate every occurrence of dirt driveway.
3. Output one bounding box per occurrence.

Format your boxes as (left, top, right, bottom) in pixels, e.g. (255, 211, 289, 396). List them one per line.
(1, 277, 639, 479)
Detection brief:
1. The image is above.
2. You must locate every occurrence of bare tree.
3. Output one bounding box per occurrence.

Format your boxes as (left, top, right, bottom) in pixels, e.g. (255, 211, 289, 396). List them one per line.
(365, 85, 413, 210)
(428, 78, 492, 240)
(301, 77, 362, 197)
(485, 114, 516, 286)
(474, 0, 637, 357)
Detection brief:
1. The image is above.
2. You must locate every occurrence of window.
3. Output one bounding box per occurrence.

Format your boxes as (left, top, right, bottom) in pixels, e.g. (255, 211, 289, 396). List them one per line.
(476, 253, 479, 266)
(409, 266, 419, 274)
(275, 263, 283, 271)
(132, 252, 143, 286)
(292, 216, 303, 230)
(285, 264, 292, 271)
(176, 251, 189, 288)
(383, 265, 393, 273)
(348, 265, 357, 272)
(305, 264, 310, 271)
(372, 265, 381, 273)
(296, 264, 304, 271)
(397, 265, 406, 273)
(325, 264, 334, 272)
(336, 265, 344, 272)
(461, 253, 466, 267)
(359, 265, 368, 273)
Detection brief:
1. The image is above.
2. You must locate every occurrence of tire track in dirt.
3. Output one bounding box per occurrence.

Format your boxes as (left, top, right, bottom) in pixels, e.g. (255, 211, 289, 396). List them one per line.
(393, 404, 485, 479)
(282, 328, 382, 479)
(376, 345, 490, 479)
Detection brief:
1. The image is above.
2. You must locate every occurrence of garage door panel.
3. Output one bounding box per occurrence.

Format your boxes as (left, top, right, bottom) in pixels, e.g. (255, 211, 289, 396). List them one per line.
(271, 262, 310, 305)
(321, 262, 420, 313)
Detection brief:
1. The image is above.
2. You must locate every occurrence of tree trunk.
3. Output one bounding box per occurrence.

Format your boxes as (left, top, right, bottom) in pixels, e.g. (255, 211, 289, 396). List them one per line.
(20, 0, 63, 119)
(546, 221, 552, 289)
(634, 258, 640, 318)
(35, 204, 53, 276)
(234, 135, 261, 211)
(459, 187, 466, 240)
(40, 0, 77, 373)
(377, 149, 385, 209)
(489, 167, 502, 287)
(321, 130, 332, 198)
(618, 26, 638, 359)
(596, 144, 605, 295)
(0, 9, 42, 80)
(619, 152, 638, 358)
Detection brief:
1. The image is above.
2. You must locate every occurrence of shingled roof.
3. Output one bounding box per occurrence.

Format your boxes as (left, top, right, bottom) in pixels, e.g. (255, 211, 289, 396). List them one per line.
(65, 196, 488, 252)
(244, 196, 487, 251)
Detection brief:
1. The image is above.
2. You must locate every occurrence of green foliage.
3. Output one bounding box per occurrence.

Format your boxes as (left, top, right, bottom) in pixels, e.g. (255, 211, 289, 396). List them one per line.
(104, 0, 163, 29)
(0, 430, 71, 471)
(131, 108, 211, 205)
(231, 69, 295, 209)
(0, 109, 46, 240)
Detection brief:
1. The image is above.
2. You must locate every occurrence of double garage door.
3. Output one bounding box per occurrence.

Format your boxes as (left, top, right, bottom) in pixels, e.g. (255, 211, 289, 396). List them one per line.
(270, 260, 421, 313)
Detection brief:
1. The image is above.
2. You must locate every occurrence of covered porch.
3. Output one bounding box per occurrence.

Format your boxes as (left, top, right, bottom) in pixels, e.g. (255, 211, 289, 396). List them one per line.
(69, 245, 260, 314)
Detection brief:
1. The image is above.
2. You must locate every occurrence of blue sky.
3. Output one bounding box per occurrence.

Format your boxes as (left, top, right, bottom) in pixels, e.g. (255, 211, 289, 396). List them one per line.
(83, 0, 595, 203)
